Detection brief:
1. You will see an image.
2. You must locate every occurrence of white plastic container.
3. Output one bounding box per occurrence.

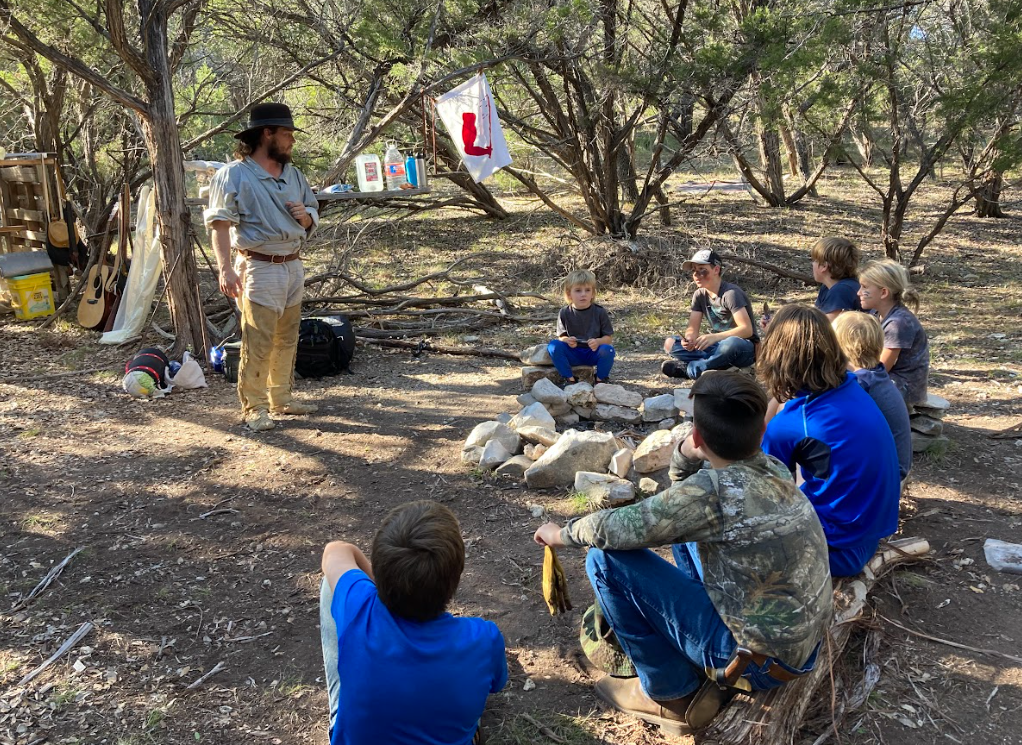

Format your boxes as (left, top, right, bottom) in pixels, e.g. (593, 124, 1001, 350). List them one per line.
(383, 142, 407, 191)
(355, 154, 384, 192)
(984, 539, 1022, 575)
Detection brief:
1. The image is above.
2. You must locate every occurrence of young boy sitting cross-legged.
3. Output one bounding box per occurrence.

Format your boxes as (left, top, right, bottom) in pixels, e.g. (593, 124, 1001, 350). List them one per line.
(320, 501, 507, 745)
(534, 371, 832, 736)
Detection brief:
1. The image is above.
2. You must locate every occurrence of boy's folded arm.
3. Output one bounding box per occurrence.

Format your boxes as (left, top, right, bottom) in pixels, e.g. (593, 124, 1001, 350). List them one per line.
(321, 541, 374, 590)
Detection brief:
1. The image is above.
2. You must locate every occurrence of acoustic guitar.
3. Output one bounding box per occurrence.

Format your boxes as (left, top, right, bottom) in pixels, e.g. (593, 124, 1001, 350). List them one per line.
(102, 185, 132, 333)
(77, 212, 115, 330)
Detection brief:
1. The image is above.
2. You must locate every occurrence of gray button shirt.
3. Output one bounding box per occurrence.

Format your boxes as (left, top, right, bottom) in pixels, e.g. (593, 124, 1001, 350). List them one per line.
(203, 157, 319, 254)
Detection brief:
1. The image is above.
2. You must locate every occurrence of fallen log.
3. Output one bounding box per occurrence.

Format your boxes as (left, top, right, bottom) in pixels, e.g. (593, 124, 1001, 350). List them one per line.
(718, 252, 815, 285)
(696, 536, 930, 745)
(357, 337, 520, 360)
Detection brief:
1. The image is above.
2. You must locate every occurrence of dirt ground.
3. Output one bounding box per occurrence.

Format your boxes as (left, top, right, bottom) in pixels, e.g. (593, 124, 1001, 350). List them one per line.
(2, 171, 1021, 745)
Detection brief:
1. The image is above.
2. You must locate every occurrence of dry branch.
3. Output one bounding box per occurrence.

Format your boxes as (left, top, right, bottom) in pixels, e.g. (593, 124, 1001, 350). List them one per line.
(718, 252, 815, 284)
(185, 660, 226, 690)
(10, 547, 84, 612)
(696, 536, 930, 745)
(358, 337, 520, 360)
(19, 621, 94, 686)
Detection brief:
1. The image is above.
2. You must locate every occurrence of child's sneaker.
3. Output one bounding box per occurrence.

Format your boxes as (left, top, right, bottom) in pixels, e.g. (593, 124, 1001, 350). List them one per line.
(661, 360, 688, 379)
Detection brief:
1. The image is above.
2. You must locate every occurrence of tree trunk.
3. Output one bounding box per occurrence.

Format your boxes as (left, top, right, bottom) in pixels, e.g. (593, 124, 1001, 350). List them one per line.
(781, 104, 816, 198)
(141, 5, 206, 360)
(618, 136, 640, 202)
(975, 170, 1005, 218)
(753, 80, 785, 206)
(851, 129, 873, 168)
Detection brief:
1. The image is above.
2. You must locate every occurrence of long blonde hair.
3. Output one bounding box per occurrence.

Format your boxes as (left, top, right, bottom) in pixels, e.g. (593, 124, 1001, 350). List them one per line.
(859, 259, 920, 311)
(759, 304, 848, 401)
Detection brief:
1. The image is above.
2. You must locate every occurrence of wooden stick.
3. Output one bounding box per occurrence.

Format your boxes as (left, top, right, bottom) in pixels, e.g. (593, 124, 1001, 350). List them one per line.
(185, 660, 226, 690)
(879, 615, 1022, 665)
(191, 508, 239, 521)
(0, 366, 120, 384)
(357, 337, 520, 360)
(520, 713, 567, 744)
(19, 621, 93, 686)
(718, 252, 815, 284)
(10, 547, 84, 612)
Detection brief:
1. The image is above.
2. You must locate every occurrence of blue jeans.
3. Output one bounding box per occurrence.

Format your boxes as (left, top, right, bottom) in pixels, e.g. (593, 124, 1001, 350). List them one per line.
(829, 538, 880, 578)
(320, 579, 340, 734)
(585, 543, 817, 700)
(547, 339, 615, 380)
(669, 336, 755, 379)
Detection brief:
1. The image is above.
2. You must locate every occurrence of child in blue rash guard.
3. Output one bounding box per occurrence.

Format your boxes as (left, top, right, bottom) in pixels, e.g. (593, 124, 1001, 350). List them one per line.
(759, 304, 901, 578)
(319, 501, 507, 745)
(857, 259, 930, 407)
(547, 269, 615, 384)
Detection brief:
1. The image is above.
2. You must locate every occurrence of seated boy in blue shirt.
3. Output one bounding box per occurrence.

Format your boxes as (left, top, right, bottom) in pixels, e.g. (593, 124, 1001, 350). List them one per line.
(320, 501, 508, 745)
(811, 236, 861, 320)
(548, 269, 615, 384)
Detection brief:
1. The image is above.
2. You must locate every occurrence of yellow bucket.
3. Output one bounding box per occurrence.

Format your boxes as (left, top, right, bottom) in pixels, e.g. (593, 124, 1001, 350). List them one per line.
(3, 272, 55, 320)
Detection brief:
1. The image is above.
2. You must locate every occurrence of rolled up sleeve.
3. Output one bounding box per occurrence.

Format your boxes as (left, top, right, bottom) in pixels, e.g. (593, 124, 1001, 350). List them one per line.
(203, 169, 239, 228)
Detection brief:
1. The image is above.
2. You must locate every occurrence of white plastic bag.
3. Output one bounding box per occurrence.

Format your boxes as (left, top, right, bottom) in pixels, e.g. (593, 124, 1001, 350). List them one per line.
(166, 351, 208, 389)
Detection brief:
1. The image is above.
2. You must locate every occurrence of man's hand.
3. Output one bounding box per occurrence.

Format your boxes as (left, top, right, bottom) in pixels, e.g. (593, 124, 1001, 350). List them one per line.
(220, 266, 242, 298)
(286, 201, 313, 230)
(564, 336, 578, 349)
(694, 333, 718, 351)
(534, 522, 565, 547)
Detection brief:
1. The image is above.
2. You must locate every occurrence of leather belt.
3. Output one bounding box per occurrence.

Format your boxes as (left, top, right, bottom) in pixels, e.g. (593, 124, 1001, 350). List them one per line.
(240, 249, 300, 263)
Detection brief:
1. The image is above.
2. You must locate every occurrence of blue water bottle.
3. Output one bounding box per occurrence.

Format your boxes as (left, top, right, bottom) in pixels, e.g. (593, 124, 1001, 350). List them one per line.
(405, 153, 418, 188)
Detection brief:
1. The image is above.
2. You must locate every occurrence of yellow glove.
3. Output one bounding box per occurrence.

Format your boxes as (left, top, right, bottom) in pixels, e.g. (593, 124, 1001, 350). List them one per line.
(542, 545, 572, 615)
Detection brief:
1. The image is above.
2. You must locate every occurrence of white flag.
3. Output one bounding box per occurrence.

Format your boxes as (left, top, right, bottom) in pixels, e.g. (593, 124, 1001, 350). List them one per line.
(435, 73, 512, 183)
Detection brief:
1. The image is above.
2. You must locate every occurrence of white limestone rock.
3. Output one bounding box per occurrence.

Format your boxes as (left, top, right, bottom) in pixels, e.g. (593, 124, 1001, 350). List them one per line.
(638, 477, 660, 495)
(510, 402, 556, 432)
(574, 471, 636, 505)
(524, 443, 548, 460)
(594, 383, 643, 408)
(910, 415, 944, 437)
(525, 430, 618, 489)
(495, 454, 534, 478)
(609, 448, 633, 478)
(516, 392, 538, 408)
(520, 343, 554, 366)
(517, 426, 561, 447)
(641, 393, 678, 422)
(672, 420, 694, 440)
(564, 382, 597, 408)
(464, 421, 520, 454)
(913, 393, 950, 418)
(496, 412, 513, 424)
(573, 405, 595, 420)
(461, 446, 483, 464)
(674, 387, 695, 417)
(479, 440, 513, 469)
(592, 404, 642, 424)
(532, 377, 568, 405)
(555, 412, 581, 427)
(633, 429, 683, 473)
(544, 400, 573, 418)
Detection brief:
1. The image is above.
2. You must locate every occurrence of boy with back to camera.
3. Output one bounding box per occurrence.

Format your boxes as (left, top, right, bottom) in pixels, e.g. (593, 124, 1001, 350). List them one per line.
(811, 237, 862, 320)
(547, 269, 615, 384)
(320, 501, 507, 745)
(662, 250, 758, 380)
(534, 372, 831, 736)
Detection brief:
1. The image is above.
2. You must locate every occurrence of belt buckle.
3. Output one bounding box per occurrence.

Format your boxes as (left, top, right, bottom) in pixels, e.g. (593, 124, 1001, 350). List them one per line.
(271, 254, 287, 264)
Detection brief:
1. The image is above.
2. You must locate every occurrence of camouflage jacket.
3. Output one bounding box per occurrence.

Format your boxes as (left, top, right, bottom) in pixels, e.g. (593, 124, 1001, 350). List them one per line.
(560, 451, 832, 667)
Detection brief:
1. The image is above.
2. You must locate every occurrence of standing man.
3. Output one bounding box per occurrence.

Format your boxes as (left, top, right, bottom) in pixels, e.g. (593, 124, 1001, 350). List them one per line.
(204, 103, 320, 432)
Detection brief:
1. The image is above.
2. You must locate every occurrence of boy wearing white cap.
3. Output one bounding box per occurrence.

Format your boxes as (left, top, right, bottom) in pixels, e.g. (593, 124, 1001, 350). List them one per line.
(662, 250, 758, 379)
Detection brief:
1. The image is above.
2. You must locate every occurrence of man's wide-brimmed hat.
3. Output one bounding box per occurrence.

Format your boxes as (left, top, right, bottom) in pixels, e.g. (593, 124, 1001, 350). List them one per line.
(233, 103, 302, 139)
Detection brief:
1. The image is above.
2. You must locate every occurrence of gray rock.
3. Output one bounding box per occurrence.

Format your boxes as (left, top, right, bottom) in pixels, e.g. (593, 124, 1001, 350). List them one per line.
(479, 439, 513, 469)
(532, 377, 568, 405)
(638, 477, 660, 494)
(594, 383, 643, 408)
(525, 430, 618, 489)
(517, 426, 561, 447)
(496, 412, 513, 424)
(464, 421, 520, 454)
(913, 393, 950, 418)
(674, 386, 695, 417)
(461, 446, 483, 464)
(910, 415, 944, 436)
(555, 412, 581, 427)
(522, 365, 595, 391)
(633, 429, 683, 473)
(573, 471, 635, 505)
(641, 393, 678, 422)
(609, 448, 633, 478)
(495, 454, 534, 478)
(911, 431, 950, 455)
(544, 400, 573, 418)
(516, 392, 538, 408)
(564, 382, 597, 408)
(592, 404, 642, 424)
(510, 402, 556, 432)
(657, 418, 675, 430)
(520, 343, 554, 366)
(573, 405, 595, 419)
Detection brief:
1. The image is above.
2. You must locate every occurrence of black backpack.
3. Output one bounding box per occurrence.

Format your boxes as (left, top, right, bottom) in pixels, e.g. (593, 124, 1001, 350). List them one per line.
(294, 315, 355, 378)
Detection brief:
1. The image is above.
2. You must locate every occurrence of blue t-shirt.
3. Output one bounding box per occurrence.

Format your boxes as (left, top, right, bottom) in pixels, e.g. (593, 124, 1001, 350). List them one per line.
(815, 278, 861, 314)
(330, 570, 508, 745)
(762, 373, 900, 552)
(853, 365, 913, 480)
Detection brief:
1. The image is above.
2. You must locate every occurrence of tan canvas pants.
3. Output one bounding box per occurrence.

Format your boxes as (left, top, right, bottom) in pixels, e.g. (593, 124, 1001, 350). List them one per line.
(238, 298, 301, 416)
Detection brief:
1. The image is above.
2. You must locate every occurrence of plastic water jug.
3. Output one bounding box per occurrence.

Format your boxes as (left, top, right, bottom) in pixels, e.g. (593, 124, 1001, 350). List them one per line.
(355, 154, 384, 192)
(405, 153, 418, 188)
(383, 142, 407, 190)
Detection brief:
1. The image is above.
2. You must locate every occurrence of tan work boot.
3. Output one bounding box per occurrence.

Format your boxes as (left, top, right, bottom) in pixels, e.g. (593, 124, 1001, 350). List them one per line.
(246, 410, 275, 432)
(594, 676, 694, 736)
(271, 401, 319, 416)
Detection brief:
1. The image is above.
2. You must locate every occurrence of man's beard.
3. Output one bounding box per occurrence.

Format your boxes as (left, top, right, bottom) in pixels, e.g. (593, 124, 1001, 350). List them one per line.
(268, 140, 292, 165)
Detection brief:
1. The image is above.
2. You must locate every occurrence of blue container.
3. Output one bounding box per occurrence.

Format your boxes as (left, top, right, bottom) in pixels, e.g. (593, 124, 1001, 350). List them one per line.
(405, 154, 418, 188)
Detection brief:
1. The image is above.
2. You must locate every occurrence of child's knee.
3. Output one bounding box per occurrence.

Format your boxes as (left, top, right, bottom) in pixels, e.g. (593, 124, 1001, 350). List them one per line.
(597, 344, 615, 359)
(548, 339, 568, 354)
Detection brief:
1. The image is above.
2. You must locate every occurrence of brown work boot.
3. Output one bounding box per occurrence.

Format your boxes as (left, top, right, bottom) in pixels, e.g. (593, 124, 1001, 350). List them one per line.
(271, 401, 319, 416)
(594, 676, 694, 736)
